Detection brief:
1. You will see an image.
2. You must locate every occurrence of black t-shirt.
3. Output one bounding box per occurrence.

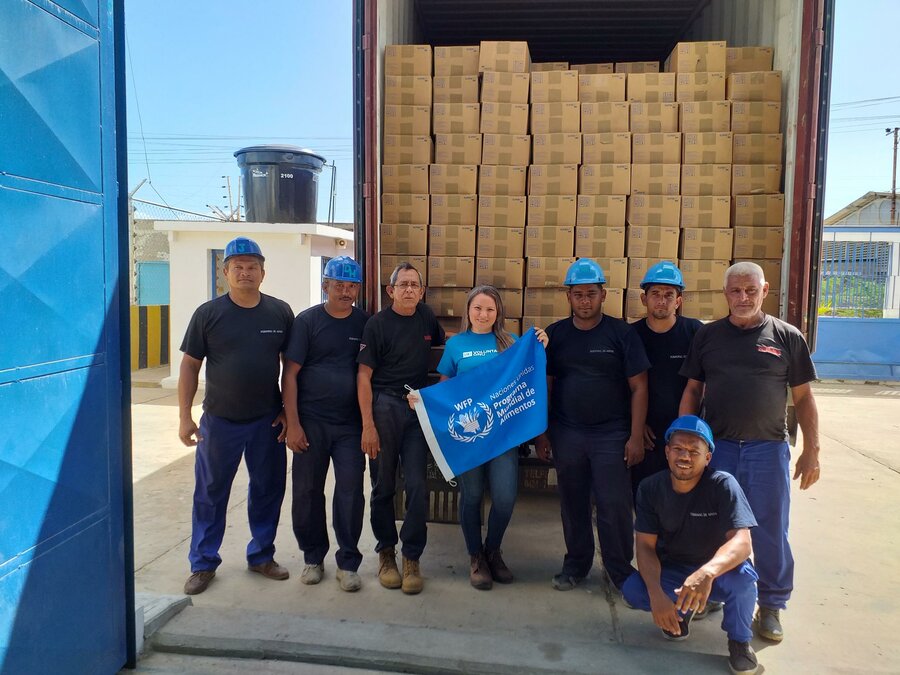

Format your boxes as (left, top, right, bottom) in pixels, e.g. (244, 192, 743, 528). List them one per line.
(635, 469, 757, 567)
(634, 315, 703, 442)
(545, 315, 650, 433)
(357, 302, 445, 391)
(285, 304, 369, 426)
(680, 314, 817, 441)
(181, 293, 293, 422)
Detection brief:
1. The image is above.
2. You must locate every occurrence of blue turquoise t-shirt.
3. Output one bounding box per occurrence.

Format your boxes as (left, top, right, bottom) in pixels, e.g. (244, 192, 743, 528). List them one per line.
(437, 330, 519, 377)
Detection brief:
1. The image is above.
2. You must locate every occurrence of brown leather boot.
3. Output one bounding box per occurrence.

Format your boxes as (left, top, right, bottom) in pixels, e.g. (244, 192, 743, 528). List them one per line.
(401, 557, 424, 595)
(469, 552, 493, 590)
(485, 549, 514, 584)
(378, 548, 402, 589)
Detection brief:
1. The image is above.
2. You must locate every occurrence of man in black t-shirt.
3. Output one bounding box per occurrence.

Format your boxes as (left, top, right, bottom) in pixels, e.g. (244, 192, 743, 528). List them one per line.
(357, 262, 445, 595)
(282, 256, 368, 592)
(534, 259, 650, 592)
(632, 262, 702, 497)
(178, 237, 294, 596)
(680, 261, 820, 644)
(622, 415, 760, 675)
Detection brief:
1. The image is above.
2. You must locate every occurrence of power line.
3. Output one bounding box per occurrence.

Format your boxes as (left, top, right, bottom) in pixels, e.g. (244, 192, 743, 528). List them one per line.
(125, 27, 152, 184)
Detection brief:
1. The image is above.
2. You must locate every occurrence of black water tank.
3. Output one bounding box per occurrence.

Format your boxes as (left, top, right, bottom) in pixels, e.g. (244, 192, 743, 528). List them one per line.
(235, 145, 326, 223)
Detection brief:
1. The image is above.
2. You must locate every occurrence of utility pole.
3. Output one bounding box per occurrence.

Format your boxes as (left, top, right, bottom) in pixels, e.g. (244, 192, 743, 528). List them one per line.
(886, 128, 899, 224)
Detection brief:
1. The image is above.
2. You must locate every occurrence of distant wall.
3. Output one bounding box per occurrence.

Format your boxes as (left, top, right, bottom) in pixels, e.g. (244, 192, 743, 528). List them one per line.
(130, 305, 169, 370)
(813, 317, 900, 381)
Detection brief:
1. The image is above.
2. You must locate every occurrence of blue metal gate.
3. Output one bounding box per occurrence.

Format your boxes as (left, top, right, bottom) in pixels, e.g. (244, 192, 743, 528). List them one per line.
(0, 1, 131, 673)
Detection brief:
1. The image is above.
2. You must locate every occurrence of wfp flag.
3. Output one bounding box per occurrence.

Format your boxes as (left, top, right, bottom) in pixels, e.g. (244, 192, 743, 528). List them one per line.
(411, 328, 548, 481)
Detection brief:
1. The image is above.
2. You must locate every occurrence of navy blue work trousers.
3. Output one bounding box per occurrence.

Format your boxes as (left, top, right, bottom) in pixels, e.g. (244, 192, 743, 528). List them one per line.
(630, 436, 669, 501)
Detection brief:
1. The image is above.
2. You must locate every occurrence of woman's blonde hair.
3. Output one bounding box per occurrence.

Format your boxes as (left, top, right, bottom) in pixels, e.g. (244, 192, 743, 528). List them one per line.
(460, 285, 515, 352)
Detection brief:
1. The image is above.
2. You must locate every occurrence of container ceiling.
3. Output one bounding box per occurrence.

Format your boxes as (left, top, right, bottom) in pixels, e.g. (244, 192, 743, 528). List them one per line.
(415, 0, 712, 64)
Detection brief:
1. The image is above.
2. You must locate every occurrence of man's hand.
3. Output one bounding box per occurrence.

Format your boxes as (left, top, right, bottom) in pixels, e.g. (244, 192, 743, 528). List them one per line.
(362, 425, 380, 459)
(272, 410, 287, 443)
(179, 418, 201, 447)
(643, 425, 656, 451)
(674, 566, 715, 614)
(793, 449, 821, 490)
(649, 590, 683, 635)
(624, 435, 645, 467)
(534, 433, 552, 462)
(406, 392, 419, 411)
(286, 422, 310, 454)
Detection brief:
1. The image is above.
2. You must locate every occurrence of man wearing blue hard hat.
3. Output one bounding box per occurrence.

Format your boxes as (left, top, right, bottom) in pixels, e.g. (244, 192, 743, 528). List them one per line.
(178, 236, 294, 595)
(282, 256, 369, 592)
(535, 258, 650, 592)
(623, 414, 761, 675)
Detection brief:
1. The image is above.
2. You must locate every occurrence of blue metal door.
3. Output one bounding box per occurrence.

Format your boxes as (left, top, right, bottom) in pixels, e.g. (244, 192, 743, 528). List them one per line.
(0, 1, 132, 673)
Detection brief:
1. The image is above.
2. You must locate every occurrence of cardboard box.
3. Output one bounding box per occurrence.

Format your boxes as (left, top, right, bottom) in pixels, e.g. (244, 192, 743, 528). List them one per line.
(582, 132, 631, 164)
(479, 165, 527, 196)
(682, 291, 729, 320)
(630, 164, 681, 195)
(625, 288, 645, 319)
(627, 73, 676, 103)
(732, 194, 785, 227)
(429, 224, 477, 256)
(734, 259, 782, 290)
(478, 195, 527, 228)
(615, 61, 660, 74)
(526, 257, 576, 287)
(632, 132, 682, 164)
(476, 226, 525, 257)
(531, 61, 570, 72)
(434, 133, 483, 165)
(579, 164, 631, 195)
(727, 71, 783, 102)
(474, 257, 526, 288)
(731, 165, 782, 195)
(573, 63, 615, 74)
(525, 225, 575, 257)
(524, 288, 571, 317)
(382, 164, 429, 194)
(576, 195, 627, 227)
(432, 103, 480, 134)
(527, 195, 578, 226)
(385, 44, 432, 76)
(381, 223, 428, 255)
(683, 132, 733, 164)
(479, 41, 531, 73)
(578, 73, 627, 102)
(726, 47, 775, 75)
(731, 102, 781, 133)
(480, 71, 530, 103)
(529, 164, 579, 195)
(382, 193, 430, 223)
(732, 226, 784, 259)
(762, 292, 780, 316)
(626, 225, 680, 258)
(480, 102, 529, 134)
(680, 101, 731, 133)
(676, 72, 726, 102)
(627, 257, 680, 288)
(630, 102, 679, 133)
(679, 228, 734, 260)
(427, 256, 475, 287)
(574, 227, 627, 258)
(681, 164, 732, 196)
(522, 315, 570, 330)
(432, 75, 479, 103)
(681, 195, 731, 228)
(430, 194, 477, 226)
(381, 254, 427, 284)
(665, 41, 727, 73)
(438, 316, 463, 335)
(531, 70, 579, 103)
(581, 102, 630, 133)
(603, 288, 625, 318)
(732, 133, 783, 164)
(531, 102, 581, 133)
(383, 135, 433, 165)
(434, 45, 480, 76)
(429, 164, 478, 195)
(532, 133, 582, 164)
(501, 289, 525, 318)
(585, 256, 627, 287)
(679, 259, 730, 291)
(384, 75, 432, 105)
(384, 104, 432, 135)
(504, 318, 523, 335)
(482, 133, 531, 165)
(426, 287, 470, 317)
(626, 195, 681, 227)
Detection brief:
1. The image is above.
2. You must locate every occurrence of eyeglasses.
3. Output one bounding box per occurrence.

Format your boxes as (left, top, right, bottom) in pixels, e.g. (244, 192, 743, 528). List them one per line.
(393, 281, 421, 289)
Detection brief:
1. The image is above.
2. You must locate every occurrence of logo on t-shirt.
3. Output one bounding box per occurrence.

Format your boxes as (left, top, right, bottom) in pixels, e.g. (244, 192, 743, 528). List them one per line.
(590, 348, 615, 354)
(259, 329, 285, 334)
(462, 349, 498, 359)
(349, 336, 361, 342)
(690, 511, 718, 518)
(359, 343, 367, 352)
(757, 344, 782, 357)
(424, 335, 432, 342)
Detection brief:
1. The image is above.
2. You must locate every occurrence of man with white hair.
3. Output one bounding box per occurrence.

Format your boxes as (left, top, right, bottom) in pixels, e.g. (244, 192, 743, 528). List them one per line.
(679, 261, 820, 644)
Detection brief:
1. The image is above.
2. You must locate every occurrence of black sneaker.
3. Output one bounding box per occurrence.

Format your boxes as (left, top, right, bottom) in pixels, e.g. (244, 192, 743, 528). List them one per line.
(661, 609, 694, 640)
(728, 639, 759, 675)
(695, 600, 724, 620)
(753, 606, 784, 642)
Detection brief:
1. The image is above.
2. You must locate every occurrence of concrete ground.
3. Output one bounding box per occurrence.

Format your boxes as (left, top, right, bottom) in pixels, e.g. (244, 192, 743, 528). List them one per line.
(128, 371, 900, 674)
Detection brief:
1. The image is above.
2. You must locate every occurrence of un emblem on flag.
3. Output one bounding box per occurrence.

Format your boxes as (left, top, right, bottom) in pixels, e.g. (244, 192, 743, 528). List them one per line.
(448, 402, 494, 443)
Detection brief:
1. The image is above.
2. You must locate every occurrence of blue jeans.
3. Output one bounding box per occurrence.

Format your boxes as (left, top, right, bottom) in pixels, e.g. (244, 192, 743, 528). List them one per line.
(712, 439, 793, 609)
(189, 411, 287, 572)
(457, 447, 519, 555)
(622, 560, 759, 642)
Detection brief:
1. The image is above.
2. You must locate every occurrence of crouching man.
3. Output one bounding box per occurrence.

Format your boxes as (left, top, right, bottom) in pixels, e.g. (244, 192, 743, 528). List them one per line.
(622, 415, 760, 675)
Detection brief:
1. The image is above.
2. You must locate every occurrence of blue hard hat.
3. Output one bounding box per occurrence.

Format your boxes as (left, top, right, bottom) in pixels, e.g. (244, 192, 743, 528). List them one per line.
(224, 236, 264, 261)
(564, 258, 606, 286)
(641, 261, 684, 291)
(665, 415, 715, 452)
(323, 255, 362, 283)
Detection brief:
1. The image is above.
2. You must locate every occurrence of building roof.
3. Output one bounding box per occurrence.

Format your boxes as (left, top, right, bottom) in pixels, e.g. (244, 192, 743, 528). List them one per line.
(825, 191, 897, 226)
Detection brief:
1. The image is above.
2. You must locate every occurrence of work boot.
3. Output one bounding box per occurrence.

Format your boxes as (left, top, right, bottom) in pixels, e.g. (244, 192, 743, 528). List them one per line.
(469, 553, 493, 590)
(727, 639, 759, 675)
(378, 548, 402, 589)
(695, 600, 724, 620)
(485, 549, 514, 584)
(248, 560, 290, 580)
(401, 557, 424, 595)
(300, 563, 324, 585)
(753, 607, 784, 642)
(183, 570, 215, 595)
(336, 569, 362, 592)
(551, 572, 583, 591)
(662, 610, 694, 641)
